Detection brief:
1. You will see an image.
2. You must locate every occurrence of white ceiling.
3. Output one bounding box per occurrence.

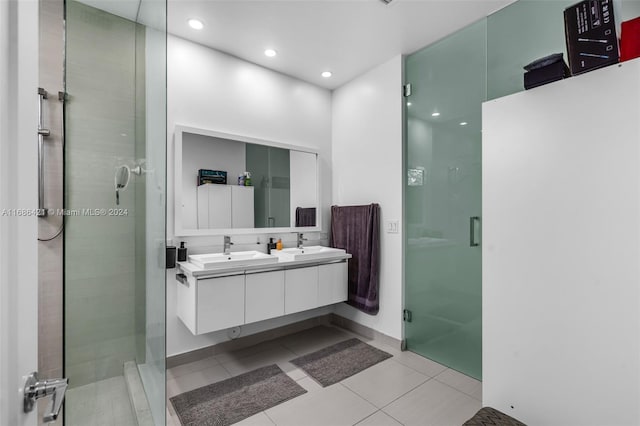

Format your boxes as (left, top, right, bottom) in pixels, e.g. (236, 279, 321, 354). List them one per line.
(167, 0, 515, 90)
(79, 0, 516, 90)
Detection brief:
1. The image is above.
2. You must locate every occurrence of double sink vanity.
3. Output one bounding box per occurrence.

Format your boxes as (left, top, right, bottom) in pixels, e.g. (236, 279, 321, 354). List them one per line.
(175, 238, 351, 335)
(173, 125, 349, 336)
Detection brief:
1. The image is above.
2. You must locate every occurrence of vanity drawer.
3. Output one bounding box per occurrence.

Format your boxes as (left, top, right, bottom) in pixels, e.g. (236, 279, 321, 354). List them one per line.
(318, 262, 348, 305)
(197, 274, 245, 334)
(284, 266, 319, 314)
(245, 270, 285, 323)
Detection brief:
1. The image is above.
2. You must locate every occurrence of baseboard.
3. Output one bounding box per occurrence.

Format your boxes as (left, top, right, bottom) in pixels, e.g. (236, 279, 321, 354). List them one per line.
(328, 313, 403, 350)
(167, 314, 333, 369)
(167, 312, 403, 369)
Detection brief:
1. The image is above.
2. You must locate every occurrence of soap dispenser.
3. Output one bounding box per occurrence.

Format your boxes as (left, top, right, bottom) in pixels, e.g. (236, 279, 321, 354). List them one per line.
(177, 241, 187, 262)
(276, 238, 283, 251)
(267, 238, 277, 254)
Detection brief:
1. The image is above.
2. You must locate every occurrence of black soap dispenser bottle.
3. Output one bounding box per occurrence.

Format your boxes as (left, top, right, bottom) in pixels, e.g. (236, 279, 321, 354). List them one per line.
(177, 241, 187, 262)
(267, 238, 277, 254)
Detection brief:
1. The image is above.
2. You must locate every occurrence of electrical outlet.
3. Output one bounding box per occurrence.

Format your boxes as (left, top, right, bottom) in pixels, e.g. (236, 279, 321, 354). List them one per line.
(386, 221, 399, 234)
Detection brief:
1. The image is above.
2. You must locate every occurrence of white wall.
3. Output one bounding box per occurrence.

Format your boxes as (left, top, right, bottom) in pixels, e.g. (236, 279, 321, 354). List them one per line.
(167, 35, 333, 356)
(331, 55, 404, 340)
(483, 60, 640, 425)
(0, 0, 39, 424)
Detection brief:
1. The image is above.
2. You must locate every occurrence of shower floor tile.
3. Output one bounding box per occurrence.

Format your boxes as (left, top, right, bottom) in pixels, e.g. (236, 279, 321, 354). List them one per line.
(65, 375, 136, 426)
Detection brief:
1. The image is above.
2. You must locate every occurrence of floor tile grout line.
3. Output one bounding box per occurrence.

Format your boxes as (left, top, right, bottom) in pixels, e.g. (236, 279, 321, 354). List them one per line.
(433, 377, 482, 402)
(377, 376, 436, 411)
(352, 409, 380, 426)
(379, 408, 406, 426)
(337, 382, 381, 410)
(352, 408, 407, 426)
(263, 409, 277, 425)
(385, 351, 449, 378)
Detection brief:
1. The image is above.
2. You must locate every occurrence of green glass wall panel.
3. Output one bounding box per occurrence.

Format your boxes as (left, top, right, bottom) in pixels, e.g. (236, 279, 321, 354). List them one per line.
(487, 0, 640, 100)
(405, 19, 486, 380)
(405, 0, 640, 383)
(487, 0, 575, 100)
(65, 1, 166, 424)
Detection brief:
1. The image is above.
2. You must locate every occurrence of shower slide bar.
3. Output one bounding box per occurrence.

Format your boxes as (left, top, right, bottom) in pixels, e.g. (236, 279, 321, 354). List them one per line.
(37, 87, 64, 218)
(37, 88, 50, 217)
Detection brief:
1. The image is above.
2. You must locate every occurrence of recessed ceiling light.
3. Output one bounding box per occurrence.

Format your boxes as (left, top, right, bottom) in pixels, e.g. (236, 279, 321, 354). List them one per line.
(460, 121, 468, 126)
(264, 49, 277, 57)
(407, 102, 412, 106)
(431, 112, 440, 117)
(188, 19, 204, 30)
(321, 71, 332, 78)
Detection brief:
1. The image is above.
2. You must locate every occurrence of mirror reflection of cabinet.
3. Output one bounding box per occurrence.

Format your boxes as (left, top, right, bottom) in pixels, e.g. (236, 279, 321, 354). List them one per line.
(174, 125, 320, 236)
(197, 185, 254, 229)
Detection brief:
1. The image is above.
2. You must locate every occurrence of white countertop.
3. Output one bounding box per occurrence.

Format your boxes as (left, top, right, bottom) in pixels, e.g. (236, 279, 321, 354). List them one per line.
(177, 252, 352, 278)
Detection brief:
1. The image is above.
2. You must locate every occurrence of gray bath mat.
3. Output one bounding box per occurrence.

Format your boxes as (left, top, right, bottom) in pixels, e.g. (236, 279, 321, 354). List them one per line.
(290, 338, 392, 387)
(169, 364, 306, 426)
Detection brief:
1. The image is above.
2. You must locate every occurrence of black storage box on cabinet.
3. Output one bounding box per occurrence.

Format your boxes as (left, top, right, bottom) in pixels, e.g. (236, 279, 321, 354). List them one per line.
(524, 59, 571, 89)
(564, 0, 619, 75)
(198, 169, 227, 185)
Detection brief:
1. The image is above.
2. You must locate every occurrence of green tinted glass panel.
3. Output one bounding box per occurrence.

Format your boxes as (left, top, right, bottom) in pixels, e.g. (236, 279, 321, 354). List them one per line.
(487, 0, 575, 100)
(404, 19, 485, 380)
(64, 1, 166, 424)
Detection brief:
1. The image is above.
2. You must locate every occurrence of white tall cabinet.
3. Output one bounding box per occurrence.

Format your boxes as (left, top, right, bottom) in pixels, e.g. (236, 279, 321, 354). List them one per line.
(483, 59, 640, 426)
(197, 184, 254, 228)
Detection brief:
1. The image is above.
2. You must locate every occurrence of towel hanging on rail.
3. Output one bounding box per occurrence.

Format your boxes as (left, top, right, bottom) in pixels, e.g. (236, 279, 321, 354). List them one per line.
(295, 207, 316, 227)
(330, 203, 380, 315)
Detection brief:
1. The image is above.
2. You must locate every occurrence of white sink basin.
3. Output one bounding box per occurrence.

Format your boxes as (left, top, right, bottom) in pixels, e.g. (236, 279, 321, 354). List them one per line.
(188, 251, 278, 269)
(272, 246, 346, 262)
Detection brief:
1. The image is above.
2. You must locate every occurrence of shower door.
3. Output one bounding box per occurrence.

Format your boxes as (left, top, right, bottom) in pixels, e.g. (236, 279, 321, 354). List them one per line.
(404, 20, 485, 380)
(63, 0, 167, 425)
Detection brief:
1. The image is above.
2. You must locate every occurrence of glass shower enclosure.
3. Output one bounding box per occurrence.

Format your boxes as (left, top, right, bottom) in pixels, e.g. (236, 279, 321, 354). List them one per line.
(404, 21, 485, 380)
(63, 0, 166, 424)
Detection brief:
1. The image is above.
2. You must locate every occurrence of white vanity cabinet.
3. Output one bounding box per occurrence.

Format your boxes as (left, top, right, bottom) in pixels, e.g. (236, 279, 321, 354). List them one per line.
(284, 267, 319, 314)
(176, 272, 245, 335)
(318, 262, 348, 306)
(198, 274, 245, 334)
(176, 257, 350, 335)
(245, 270, 285, 323)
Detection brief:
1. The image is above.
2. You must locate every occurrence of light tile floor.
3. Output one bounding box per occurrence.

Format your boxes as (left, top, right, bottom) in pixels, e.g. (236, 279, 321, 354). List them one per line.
(166, 325, 482, 426)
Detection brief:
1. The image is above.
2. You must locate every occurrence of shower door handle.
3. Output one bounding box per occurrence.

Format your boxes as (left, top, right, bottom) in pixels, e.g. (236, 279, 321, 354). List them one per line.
(23, 371, 68, 423)
(470, 216, 480, 247)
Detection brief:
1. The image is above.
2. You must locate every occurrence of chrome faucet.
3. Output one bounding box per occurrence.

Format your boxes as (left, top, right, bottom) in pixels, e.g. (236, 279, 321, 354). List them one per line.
(223, 235, 233, 255)
(297, 232, 307, 249)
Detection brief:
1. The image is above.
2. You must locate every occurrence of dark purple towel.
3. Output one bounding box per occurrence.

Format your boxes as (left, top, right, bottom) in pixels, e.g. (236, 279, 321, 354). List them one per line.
(295, 207, 316, 227)
(329, 204, 380, 315)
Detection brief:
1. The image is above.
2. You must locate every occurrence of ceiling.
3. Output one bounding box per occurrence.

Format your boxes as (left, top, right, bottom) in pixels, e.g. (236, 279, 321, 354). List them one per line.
(79, 0, 516, 90)
(80, 0, 515, 89)
(167, 0, 515, 90)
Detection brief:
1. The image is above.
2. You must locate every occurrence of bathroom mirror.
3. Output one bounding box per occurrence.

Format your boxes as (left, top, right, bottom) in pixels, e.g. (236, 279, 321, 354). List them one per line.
(174, 125, 320, 236)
